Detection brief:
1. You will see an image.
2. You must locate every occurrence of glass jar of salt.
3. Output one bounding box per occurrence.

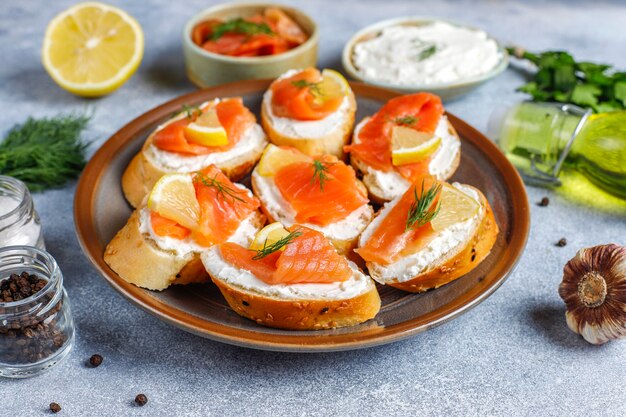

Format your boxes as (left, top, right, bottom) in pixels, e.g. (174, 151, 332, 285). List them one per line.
(0, 176, 44, 249)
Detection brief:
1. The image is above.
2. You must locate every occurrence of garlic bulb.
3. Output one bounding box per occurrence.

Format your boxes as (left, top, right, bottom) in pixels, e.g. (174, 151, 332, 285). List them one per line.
(558, 244, 626, 344)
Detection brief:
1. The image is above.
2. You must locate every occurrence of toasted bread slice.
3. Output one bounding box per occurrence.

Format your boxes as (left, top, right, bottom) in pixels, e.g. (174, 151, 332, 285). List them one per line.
(201, 247, 380, 330)
(260, 70, 356, 158)
(350, 116, 461, 203)
(250, 171, 373, 258)
(359, 184, 498, 293)
(104, 208, 265, 291)
(122, 100, 268, 208)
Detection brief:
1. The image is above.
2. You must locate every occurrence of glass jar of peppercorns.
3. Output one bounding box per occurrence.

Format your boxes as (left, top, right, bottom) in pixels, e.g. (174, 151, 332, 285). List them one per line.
(0, 246, 74, 378)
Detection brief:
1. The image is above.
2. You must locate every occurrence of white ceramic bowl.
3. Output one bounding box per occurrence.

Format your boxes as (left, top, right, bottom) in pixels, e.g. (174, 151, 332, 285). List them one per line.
(342, 17, 508, 101)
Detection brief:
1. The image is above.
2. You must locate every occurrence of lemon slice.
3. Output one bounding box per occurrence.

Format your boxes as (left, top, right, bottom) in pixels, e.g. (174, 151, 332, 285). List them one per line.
(184, 108, 228, 147)
(42, 2, 144, 97)
(147, 174, 200, 230)
(391, 126, 442, 166)
(311, 69, 349, 106)
(256, 144, 311, 177)
(430, 183, 481, 232)
(249, 222, 290, 251)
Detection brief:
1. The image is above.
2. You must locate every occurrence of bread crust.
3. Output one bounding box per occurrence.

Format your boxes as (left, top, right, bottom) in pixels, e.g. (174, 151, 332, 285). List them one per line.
(210, 275, 381, 330)
(250, 173, 371, 261)
(121, 125, 267, 208)
(349, 119, 461, 203)
(365, 187, 498, 293)
(104, 209, 265, 290)
(103, 210, 208, 291)
(260, 89, 356, 159)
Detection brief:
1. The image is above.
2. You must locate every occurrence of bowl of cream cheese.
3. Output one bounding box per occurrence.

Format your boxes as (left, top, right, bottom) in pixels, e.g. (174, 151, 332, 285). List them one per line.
(342, 18, 508, 101)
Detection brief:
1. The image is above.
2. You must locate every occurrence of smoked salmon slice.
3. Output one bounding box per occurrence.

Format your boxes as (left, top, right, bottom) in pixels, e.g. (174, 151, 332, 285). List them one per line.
(270, 68, 343, 121)
(192, 165, 260, 246)
(153, 98, 255, 155)
(149, 166, 259, 246)
(357, 176, 441, 265)
(220, 226, 352, 285)
(345, 93, 444, 181)
(150, 212, 190, 240)
(273, 154, 368, 226)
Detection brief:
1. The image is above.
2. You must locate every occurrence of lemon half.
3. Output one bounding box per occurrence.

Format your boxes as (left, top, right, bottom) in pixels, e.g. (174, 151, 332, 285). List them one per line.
(42, 2, 144, 97)
(147, 174, 200, 230)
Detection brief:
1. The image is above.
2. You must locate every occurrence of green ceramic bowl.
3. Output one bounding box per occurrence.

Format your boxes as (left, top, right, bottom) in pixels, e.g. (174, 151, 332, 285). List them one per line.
(183, 3, 319, 88)
(342, 17, 508, 101)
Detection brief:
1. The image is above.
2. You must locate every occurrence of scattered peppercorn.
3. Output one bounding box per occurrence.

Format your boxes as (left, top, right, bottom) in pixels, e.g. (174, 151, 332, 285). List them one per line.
(49, 402, 62, 413)
(538, 197, 550, 207)
(89, 354, 103, 368)
(556, 238, 567, 247)
(135, 394, 148, 407)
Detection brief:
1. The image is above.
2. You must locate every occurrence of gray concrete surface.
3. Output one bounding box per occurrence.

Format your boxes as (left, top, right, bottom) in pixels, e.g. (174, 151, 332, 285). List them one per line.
(2, 0, 626, 416)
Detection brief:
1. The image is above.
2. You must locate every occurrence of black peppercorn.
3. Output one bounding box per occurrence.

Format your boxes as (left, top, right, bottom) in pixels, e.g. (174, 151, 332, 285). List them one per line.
(89, 354, 103, 367)
(556, 238, 567, 247)
(135, 394, 148, 406)
(538, 197, 550, 207)
(49, 402, 62, 413)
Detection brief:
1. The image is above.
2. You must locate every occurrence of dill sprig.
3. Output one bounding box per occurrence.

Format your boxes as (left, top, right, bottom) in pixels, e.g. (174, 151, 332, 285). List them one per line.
(393, 115, 420, 126)
(291, 79, 323, 97)
(0, 114, 90, 192)
(310, 159, 333, 190)
(194, 172, 245, 203)
(405, 180, 442, 231)
(416, 44, 437, 61)
(252, 229, 302, 260)
(181, 104, 202, 120)
(211, 18, 273, 41)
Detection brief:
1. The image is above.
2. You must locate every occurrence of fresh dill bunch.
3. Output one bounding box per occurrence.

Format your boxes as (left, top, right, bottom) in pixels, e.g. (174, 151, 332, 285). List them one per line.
(252, 229, 302, 260)
(194, 171, 246, 203)
(0, 114, 90, 192)
(405, 180, 442, 231)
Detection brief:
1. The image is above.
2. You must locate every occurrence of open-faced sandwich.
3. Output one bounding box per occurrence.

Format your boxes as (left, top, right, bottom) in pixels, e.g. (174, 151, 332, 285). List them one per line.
(356, 176, 498, 292)
(345, 93, 461, 203)
(250, 144, 373, 256)
(261, 68, 356, 158)
(105, 165, 265, 290)
(122, 97, 268, 207)
(202, 222, 380, 330)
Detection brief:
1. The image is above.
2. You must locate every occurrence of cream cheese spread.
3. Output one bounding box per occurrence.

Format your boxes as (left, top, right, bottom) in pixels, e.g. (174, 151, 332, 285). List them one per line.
(352, 21, 500, 86)
(143, 99, 267, 172)
(201, 248, 373, 300)
(251, 171, 372, 241)
(360, 183, 482, 284)
(263, 69, 352, 139)
(354, 115, 460, 200)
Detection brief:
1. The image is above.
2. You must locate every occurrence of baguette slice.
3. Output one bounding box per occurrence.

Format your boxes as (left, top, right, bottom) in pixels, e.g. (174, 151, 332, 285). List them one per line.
(261, 69, 356, 158)
(122, 99, 267, 208)
(104, 208, 265, 291)
(350, 116, 461, 204)
(201, 247, 380, 330)
(359, 183, 498, 293)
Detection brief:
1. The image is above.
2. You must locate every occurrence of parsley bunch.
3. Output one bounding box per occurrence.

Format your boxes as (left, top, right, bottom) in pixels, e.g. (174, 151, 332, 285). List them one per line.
(508, 47, 626, 113)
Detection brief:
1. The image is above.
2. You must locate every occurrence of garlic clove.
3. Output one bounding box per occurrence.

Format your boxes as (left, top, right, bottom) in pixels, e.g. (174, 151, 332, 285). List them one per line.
(558, 244, 626, 345)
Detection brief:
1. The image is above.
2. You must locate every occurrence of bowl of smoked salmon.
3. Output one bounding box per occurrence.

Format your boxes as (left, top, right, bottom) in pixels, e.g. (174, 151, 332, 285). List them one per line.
(183, 3, 319, 88)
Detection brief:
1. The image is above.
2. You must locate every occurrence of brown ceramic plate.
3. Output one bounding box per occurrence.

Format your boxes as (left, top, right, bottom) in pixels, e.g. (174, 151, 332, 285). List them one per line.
(74, 80, 529, 352)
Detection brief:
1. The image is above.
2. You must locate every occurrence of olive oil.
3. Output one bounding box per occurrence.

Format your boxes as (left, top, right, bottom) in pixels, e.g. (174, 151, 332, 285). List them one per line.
(493, 102, 626, 199)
